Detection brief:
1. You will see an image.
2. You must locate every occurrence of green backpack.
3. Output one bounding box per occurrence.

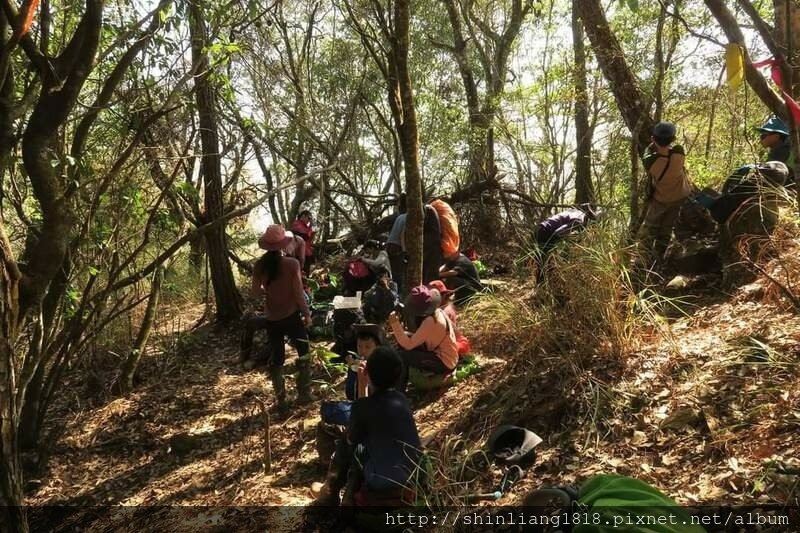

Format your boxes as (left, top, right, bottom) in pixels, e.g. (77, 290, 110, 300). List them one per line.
(528, 475, 706, 533)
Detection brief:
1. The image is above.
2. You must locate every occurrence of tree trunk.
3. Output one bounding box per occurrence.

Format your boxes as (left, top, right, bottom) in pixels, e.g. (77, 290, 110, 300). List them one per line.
(1, 220, 25, 533)
(189, 0, 241, 322)
(571, 7, 594, 204)
(393, 0, 424, 289)
(575, 0, 653, 154)
(118, 267, 163, 393)
(774, 0, 800, 93)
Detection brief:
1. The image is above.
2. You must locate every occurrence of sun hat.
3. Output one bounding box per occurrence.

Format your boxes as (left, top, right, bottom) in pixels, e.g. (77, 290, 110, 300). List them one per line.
(404, 285, 442, 317)
(756, 116, 789, 136)
(260, 224, 294, 251)
(427, 280, 455, 300)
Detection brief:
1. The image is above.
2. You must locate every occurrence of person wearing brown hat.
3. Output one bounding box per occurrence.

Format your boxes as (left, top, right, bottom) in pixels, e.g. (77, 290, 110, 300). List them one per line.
(252, 224, 313, 415)
(388, 285, 457, 391)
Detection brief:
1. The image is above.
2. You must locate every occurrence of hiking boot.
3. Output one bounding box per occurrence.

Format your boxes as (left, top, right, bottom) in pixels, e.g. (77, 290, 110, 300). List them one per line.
(310, 481, 340, 506)
(296, 359, 313, 404)
(268, 366, 289, 416)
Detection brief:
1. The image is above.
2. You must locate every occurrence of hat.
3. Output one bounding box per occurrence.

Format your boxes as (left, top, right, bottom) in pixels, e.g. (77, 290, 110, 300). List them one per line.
(404, 285, 442, 316)
(353, 323, 384, 343)
(427, 280, 455, 300)
(487, 425, 543, 468)
(652, 121, 676, 139)
(756, 116, 789, 136)
(260, 224, 293, 251)
(755, 161, 789, 186)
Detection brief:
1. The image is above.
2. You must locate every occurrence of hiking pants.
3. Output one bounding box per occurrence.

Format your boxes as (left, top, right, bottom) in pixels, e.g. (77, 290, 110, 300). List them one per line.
(399, 348, 453, 392)
(638, 198, 684, 261)
(265, 312, 309, 367)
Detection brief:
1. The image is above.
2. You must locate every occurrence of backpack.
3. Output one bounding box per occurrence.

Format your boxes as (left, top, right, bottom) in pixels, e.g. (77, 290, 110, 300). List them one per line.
(431, 199, 460, 257)
(526, 475, 706, 533)
(361, 278, 399, 324)
(332, 307, 364, 358)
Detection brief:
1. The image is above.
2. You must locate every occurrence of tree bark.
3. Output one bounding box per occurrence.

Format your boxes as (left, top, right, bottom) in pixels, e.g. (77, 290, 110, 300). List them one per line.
(392, 0, 424, 289)
(575, 0, 653, 154)
(189, 0, 242, 322)
(571, 7, 594, 204)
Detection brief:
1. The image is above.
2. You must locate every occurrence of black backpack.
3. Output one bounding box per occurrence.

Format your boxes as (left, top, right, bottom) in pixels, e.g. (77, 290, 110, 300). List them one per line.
(332, 307, 364, 359)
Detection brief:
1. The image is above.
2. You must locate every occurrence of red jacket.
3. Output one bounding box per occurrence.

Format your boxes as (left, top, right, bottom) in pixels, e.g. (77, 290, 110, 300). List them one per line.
(291, 219, 314, 257)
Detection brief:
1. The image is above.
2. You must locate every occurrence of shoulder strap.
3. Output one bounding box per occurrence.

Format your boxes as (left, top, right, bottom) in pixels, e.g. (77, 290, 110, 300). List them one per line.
(431, 310, 453, 350)
(654, 152, 673, 184)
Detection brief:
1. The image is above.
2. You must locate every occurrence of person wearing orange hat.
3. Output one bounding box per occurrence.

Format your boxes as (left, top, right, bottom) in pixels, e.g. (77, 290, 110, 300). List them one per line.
(428, 280, 470, 356)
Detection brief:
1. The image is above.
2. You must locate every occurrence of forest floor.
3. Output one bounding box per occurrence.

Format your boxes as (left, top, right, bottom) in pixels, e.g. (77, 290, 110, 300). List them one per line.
(26, 253, 800, 532)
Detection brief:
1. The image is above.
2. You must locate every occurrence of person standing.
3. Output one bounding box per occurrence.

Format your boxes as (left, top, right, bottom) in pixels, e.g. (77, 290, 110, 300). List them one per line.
(386, 214, 407, 294)
(637, 122, 692, 265)
(291, 210, 315, 276)
(253, 224, 313, 416)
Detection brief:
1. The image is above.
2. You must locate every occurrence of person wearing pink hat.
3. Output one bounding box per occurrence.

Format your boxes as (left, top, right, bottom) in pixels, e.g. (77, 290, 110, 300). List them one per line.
(388, 285, 457, 391)
(252, 224, 313, 415)
(259, 226, 305, 270)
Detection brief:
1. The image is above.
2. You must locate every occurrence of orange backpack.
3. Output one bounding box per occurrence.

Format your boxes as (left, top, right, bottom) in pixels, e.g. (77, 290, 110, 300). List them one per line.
(430, 199, 460, 257)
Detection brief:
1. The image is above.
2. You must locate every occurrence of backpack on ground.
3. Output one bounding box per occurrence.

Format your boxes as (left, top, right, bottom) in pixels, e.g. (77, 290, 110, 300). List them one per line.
(431, 199, 460, 257)
(525, 474, 706, 533)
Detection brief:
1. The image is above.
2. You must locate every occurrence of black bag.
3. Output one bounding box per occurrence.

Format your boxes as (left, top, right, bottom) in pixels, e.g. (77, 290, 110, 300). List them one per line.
(332, 307, 364, 359)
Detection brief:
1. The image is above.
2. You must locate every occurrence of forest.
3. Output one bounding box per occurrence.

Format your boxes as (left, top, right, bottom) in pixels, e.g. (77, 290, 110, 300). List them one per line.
(1, 0, 799, 531)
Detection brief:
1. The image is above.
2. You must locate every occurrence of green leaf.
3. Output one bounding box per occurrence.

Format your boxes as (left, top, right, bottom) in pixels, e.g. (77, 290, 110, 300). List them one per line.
(626, 0, 639, 11)
(88, 266, 100, 276)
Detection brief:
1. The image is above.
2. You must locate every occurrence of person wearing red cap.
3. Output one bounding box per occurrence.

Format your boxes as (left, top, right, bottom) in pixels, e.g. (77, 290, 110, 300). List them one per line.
(291, 210, 315, 276)
(428, 280, 470, 356)
(388, 285, 457, 390)
(251, 224, 313, 415)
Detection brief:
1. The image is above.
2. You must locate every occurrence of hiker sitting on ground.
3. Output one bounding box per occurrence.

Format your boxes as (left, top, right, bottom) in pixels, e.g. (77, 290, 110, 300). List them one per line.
(361, 274, 399, 325)
(252, 224, 313, 416)
(637, 121, 692, 266)
(360, 239, 392, 279)
(439, 250, 482, 305)
(388, 285, 457, 391)
(291, 209, 315, 276)
(313, 346, 420, 506)
(428, 280, 470, 356)
(756, 116, 794, 186)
